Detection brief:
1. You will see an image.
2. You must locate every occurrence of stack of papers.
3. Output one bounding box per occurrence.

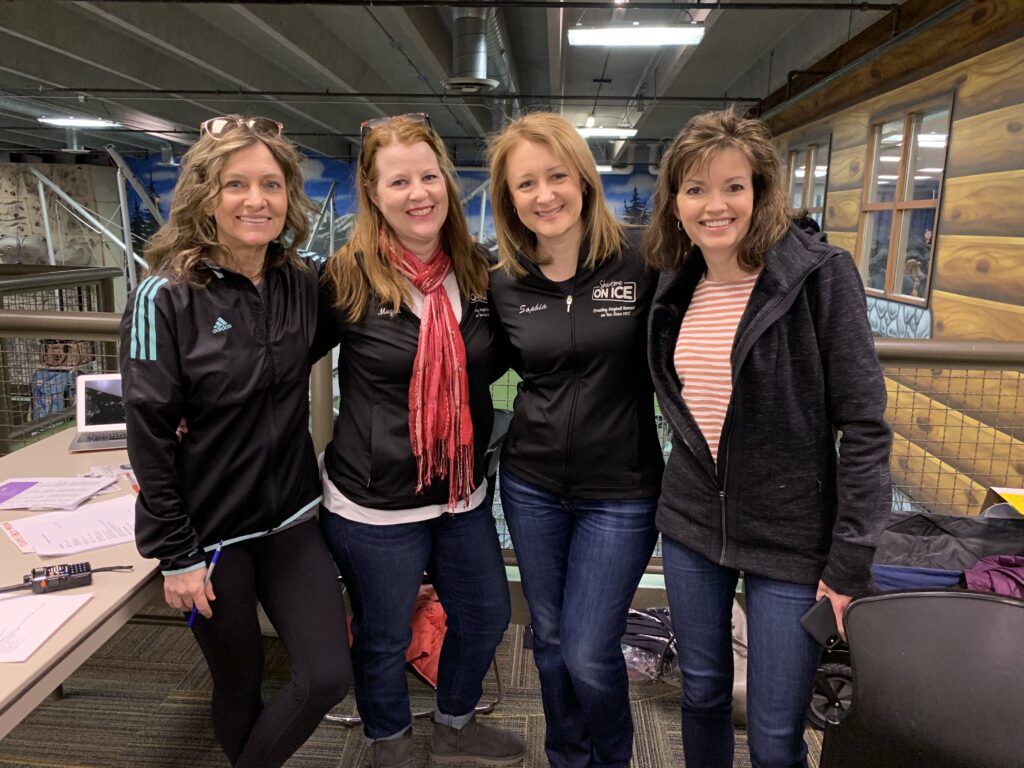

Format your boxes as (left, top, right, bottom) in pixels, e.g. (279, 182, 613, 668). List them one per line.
(0, 495, 135, 555)
(0, 477, 114, 511)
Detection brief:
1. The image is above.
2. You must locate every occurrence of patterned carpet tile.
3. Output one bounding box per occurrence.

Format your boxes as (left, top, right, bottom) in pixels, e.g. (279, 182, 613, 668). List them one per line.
(1, 618, 822, 768)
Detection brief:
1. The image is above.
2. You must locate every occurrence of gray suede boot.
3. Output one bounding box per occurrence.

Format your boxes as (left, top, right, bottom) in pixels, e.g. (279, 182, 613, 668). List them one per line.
(429, 716, 526, 765)
(371, 728, 416, 768)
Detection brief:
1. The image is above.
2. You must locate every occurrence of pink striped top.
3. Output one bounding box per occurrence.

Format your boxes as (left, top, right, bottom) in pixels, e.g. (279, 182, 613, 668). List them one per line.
(674, 274, 759, 463)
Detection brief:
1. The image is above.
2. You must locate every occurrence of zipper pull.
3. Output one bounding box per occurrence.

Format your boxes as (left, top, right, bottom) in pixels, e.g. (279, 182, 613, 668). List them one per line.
(566, 295, 573, 313)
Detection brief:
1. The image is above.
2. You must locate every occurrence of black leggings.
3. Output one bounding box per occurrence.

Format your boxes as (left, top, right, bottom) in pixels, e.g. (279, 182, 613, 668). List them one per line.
(190, 520, 352, 768)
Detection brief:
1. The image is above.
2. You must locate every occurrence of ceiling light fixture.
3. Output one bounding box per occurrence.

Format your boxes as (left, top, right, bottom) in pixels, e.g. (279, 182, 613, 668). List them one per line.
(38, 116, 121, 129)
(596, 164, 613, 173)
(585, 115, 596, 128)
(577, 126, 637, 139)
(568, 25, 705, 47)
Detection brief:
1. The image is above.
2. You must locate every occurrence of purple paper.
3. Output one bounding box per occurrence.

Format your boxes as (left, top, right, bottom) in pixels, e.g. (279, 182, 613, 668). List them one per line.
(0, 481, 37, 504)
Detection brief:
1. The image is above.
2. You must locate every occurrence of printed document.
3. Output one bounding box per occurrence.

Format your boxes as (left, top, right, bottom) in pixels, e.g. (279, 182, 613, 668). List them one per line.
(7, 495, 135, 556)
(0, 477, 113, 511)
(0, 593, 93, 663)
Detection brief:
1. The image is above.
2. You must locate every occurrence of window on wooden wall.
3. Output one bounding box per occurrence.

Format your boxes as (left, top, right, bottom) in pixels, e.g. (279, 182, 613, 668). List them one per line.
(787, 139, 830, 225)
(859, 101, 951, 303)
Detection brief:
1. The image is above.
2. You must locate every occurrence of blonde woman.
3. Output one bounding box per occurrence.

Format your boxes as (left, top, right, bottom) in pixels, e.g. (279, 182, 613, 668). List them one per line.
(121, 115, 351, 768)
(486, 112, 663, 768)
(315, 114, 524, 768)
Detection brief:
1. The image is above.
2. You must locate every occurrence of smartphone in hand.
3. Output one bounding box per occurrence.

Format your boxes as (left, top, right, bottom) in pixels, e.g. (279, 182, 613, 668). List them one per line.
(801, 596, 841, 649)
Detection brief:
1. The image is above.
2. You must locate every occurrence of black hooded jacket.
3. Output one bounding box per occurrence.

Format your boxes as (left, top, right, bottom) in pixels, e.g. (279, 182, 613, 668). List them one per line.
(648, 224, 892, 593)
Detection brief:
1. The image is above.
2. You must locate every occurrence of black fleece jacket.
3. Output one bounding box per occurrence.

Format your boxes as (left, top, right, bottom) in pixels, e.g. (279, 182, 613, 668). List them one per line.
(648, 224, 892, 593)
(489, 229, 664, 499)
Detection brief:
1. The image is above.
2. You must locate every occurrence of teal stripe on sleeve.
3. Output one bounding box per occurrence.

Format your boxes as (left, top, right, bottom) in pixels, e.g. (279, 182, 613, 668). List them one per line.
(145, 278, 168, 360)
(131, 277, 168, 360)
(130, 276, 153, 360)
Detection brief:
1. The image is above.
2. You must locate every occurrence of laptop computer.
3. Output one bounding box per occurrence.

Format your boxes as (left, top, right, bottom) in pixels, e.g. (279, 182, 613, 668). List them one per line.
(67, 373, 128, 453)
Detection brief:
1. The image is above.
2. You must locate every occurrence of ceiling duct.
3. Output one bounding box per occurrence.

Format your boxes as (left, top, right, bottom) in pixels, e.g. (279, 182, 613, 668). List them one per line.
(63, 128, 89, 154)
(444, 9, 499, 94)
(485, 9, 521, 120)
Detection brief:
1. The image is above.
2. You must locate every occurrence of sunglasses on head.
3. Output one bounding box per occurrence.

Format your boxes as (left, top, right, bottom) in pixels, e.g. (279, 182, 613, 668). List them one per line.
(359, 112, 432, 140)
(200, 116, 284, 140)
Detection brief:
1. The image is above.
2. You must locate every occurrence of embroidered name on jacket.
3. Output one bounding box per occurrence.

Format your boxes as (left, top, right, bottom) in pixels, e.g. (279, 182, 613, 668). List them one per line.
(519, 302, 548, 315)
(212, 317, 233, 334)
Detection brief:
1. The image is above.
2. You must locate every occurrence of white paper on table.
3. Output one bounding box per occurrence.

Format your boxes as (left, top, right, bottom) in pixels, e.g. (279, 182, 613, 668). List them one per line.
(0, 592, 93, 662)
(86, 464, 133, 478)
(0, 477, 114, 511)
(11, 495, 136, 556)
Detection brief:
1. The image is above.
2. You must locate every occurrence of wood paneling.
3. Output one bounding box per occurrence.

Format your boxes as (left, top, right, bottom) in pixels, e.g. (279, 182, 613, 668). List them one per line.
(887, 369, 1024, 442)
(827, 145, 867, 192)
(932, 290, 1024, 340)
(886, 378, 1024, 490)
(933, 235, 1024, 306)
(946, 105, 1024, 178)
(939, 170, 1024, 238)
(826, 230, 857, 255)
(953, 38, 1024, 120)
(889, 431, 988, 516)
(767, 2, 1024, 136)
(829, 111, 872, 152)
(824, 189, 861, 232)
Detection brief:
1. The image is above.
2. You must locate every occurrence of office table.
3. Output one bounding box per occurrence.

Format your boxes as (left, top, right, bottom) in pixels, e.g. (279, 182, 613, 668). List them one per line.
(0, 429, 160, 739)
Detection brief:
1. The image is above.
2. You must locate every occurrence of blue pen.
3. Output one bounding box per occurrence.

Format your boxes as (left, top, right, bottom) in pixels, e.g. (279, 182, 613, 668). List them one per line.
(186, 541, 223, 628)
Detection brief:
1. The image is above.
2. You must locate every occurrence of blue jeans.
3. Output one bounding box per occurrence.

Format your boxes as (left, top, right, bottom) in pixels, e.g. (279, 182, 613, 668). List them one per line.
(319, 500, 511, 740)
(500, 468, 658, 768)
(662, 537, 822, 768)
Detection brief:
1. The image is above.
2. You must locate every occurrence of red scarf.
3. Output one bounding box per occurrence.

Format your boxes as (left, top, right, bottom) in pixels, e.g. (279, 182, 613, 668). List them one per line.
(381, 230, 475, 508)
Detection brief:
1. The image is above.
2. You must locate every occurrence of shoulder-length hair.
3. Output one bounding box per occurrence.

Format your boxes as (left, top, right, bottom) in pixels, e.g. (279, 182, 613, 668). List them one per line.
(486, 112, 622, 278)
(145, 116, 314, 284)
(643, 107, 790, 272)
(324, 115, 487, 322)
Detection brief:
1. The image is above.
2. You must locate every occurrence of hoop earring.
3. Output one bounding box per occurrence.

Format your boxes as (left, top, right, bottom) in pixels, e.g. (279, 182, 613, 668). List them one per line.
(676, 220, 683, 231)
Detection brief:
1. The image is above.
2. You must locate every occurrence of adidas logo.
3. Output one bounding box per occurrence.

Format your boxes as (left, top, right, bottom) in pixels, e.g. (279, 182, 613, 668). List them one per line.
(212, 317, 232, 334)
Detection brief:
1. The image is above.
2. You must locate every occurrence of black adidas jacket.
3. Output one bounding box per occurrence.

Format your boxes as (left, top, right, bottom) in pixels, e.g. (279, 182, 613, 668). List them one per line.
(488, 230, 664, 499)
(649, 224, 892, 593)
(121, 254, 325, 573)
(314, 252, 499, 510)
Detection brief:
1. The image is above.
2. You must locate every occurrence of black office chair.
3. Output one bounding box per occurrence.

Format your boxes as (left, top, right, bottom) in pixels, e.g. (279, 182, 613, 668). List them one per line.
(819, 590, 1024, 768)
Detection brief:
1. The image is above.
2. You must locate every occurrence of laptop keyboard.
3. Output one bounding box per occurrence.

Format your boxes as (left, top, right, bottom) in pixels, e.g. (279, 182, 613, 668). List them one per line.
(79, 431, 128, 442)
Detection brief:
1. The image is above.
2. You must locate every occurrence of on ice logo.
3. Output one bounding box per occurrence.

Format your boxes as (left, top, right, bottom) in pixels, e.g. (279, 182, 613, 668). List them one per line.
(592, 280, 636, 302)
(212, 317, 232, 334)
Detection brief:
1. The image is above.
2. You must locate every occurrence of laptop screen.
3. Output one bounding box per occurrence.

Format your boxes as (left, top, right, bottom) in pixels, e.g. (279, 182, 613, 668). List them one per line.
(80, 376, 126, 430)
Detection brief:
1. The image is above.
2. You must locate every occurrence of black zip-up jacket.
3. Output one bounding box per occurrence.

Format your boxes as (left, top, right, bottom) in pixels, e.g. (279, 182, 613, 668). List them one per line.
(314, 253, 498, 510)
(121, 254, 326, 573)
(489, 231, 664, 499)
(649, 224, 892, 594)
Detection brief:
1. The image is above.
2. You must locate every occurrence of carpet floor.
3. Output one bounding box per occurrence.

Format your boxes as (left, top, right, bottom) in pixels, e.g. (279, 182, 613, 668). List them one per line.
(0, 609, 823, 767)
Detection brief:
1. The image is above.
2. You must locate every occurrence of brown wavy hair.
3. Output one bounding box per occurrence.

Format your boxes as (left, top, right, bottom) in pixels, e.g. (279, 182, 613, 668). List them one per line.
(486, 112, 622, 278)
(644, 108, 790, 272)
(324, 115, 487, 321)
(144, 115, 314, 283)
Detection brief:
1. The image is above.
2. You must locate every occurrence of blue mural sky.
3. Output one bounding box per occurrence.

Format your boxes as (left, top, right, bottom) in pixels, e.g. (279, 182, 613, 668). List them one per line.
(123, 151, 659, 247)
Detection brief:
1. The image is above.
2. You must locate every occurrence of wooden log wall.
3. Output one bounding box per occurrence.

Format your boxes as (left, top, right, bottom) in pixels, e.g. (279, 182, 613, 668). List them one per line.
(774, 30, 1024, 342)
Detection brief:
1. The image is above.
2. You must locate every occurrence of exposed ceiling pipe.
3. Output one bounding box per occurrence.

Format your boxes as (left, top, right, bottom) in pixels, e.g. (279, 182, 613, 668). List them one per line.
(485, 9, 522, 121)
(444, 9, 499, 94)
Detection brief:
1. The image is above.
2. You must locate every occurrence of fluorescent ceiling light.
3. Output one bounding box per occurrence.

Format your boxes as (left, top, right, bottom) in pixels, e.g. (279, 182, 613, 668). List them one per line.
(919, 167, 944, 173)
(577, 126, 637, 139)
(880, 134, 903, 144)
(879, 155, 900, 162)
(38, 116, 121, 128)
(585, 115, 596, 128)
(877, 174, 898, 180)
(596, 164, 613, 173)
(568, 25, 705, 47)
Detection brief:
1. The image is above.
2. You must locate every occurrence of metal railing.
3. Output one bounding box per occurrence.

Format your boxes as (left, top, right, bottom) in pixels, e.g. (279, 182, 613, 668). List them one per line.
(0, 308, 1020, 522)
(0, 267, 121, 454)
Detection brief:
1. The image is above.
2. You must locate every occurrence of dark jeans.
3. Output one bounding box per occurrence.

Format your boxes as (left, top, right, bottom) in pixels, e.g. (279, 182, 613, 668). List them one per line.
(499, 468, 658, 768)
(190, 520, 352, 768)
(662, 537, 822, 768)
(319, 500, 511, 740)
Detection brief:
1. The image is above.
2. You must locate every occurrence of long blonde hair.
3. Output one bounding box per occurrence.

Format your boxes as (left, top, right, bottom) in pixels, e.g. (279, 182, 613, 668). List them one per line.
(145, 116, 313, 284)
(644, 108, 790, 272)
(486, 112, 622, 278)
(324, 116, 487, 321)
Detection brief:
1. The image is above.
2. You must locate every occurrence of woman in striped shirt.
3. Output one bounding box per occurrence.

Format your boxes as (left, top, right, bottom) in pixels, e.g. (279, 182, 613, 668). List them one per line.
(643, 109, 891, 768)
